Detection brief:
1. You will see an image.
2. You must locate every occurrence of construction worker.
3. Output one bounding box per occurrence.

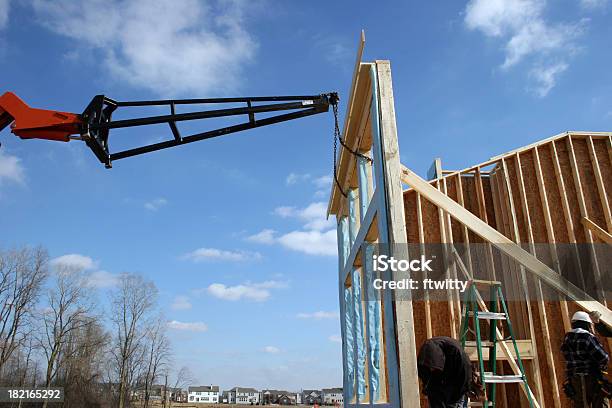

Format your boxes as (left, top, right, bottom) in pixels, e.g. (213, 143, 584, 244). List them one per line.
(417, 336, 472, 408)
(590, 311, 612, 337)
(561, 311, 610, 408)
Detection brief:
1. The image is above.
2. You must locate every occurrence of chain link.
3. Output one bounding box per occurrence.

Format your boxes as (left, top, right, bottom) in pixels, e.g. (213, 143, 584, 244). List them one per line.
(332, 100, 373, 199)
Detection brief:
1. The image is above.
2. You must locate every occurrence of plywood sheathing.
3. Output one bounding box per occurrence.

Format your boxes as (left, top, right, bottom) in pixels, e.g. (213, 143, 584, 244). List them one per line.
(401, 132, 612, 408)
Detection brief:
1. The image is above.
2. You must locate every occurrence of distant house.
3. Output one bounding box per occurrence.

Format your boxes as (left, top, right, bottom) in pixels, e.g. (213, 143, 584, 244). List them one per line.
(172, 389, 188, 403)
(132, 384, 167, 401)
(261, 390, 298, 405)
(321, 388, 343, 405)
(227, 387, 260, 405)
(188, 385, 220, 403)
(221, 391, 230, 404)
(302, 390, 322, 405)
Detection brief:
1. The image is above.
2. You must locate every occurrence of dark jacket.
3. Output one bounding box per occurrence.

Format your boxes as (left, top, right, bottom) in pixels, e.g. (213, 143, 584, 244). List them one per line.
(417, 337, 472, 404)
(561, 328, 609, 377)
(595, 322, 612, 338)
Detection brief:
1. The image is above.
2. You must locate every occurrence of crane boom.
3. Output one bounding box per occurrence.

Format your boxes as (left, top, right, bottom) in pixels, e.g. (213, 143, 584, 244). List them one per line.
(0, 91, 338, 168)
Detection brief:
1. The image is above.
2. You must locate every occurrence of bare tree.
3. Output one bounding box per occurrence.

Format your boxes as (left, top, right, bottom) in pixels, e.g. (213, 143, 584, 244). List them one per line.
(142, 317, 171, 408)
(167, 366, 194, 408)
(0, 247, 48, 376)
(110, 273, 158, 408)
(39, 265, 95, 408)
(59, 318, 109, 408)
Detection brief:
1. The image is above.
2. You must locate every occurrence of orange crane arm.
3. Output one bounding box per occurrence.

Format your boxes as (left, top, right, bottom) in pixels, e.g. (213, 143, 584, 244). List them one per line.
(0, 92, 82, 142)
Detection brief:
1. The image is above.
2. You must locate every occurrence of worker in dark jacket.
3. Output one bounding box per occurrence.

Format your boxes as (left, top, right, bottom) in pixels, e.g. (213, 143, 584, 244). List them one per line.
(561, 311, 610, 408)
(418, 336, 472, 408)
(590, 311, 612, 337)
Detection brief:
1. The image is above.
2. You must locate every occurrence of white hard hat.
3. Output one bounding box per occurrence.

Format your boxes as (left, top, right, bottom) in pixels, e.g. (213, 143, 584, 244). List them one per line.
(572, 311, 593, 324)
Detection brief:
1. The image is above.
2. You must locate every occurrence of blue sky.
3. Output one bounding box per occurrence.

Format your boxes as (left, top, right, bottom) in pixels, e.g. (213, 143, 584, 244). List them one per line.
(1, 0, 611, 391)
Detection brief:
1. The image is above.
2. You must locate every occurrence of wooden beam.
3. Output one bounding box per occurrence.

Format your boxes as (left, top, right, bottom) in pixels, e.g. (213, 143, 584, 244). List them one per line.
(582, 217, 612, 244)
(567, 136, 606, 304)
(587, 136, 612, 231)
(399, 164, 612, 327)
(515, 151, 562, 408)
(466, 340, 535, 361)
(499, 157, 544, 406)
(442, 178, 462, 334)
(416, 193, 433, 339)
(436, 180, 458, 338)
(373, 62, 420, 407)
(455, 174, 475, 276)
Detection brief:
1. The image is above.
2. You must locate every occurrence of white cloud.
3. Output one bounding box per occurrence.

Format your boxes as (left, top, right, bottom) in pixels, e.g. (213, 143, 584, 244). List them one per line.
(529, 62, 568, 97)
(206, 280, 287, 302)
(263, 345, 280, 354)
(249, 280, 289, 289)
(277, 229, 337, 256)
(312, 175, 332, 189)
(249, 201, 337, 256)
(86, 270, 120, 288)
(246, 229, 276, 244)
(0, 0, 9, 30)
(286, 173, 311, 185)
(171, 295, 192, 311)
(168, 320, 208, 332)
(50, 253, 120, 288)
(580, 0, 609, 9)
(328, 334, 342, 343)
(464, 0, 586, 96)
(297, 311, 339, 320)
(144, 197, 167, 211)
(182, 247, 261, 262)
(50, 254, 96, 270)
(30, 0, 257, 96)
(0, 152, 25, 185)
(273, 202, 333, 231)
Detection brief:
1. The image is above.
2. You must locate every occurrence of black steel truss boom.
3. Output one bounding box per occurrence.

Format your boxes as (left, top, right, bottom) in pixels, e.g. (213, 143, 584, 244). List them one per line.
(80, 93, 338, 168)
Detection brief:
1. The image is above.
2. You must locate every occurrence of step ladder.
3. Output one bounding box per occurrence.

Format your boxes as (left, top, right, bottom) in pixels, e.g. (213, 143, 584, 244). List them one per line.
(460, 280, 535, 408)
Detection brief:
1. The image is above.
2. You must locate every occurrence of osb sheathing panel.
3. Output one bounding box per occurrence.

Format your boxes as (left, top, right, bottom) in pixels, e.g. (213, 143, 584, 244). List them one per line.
(401, 134, 611, 408)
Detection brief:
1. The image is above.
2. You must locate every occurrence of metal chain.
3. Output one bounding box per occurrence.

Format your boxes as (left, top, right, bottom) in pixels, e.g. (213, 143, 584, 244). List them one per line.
(332, 101, 373, 199)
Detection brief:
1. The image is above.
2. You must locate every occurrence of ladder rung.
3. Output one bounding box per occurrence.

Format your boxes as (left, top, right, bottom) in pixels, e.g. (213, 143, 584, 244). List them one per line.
(484, 374, 524, 384)
(464, 340, 494, 347)
(471, 279, 502, 286)
(468, 311, 506, 320)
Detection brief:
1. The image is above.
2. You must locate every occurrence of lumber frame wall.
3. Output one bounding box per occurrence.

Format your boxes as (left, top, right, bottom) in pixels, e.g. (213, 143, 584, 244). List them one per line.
(328, 33, 612, 408)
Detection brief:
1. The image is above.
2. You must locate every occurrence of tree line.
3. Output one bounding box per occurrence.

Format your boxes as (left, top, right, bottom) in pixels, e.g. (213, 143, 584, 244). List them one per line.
(0, 246, 193, 408)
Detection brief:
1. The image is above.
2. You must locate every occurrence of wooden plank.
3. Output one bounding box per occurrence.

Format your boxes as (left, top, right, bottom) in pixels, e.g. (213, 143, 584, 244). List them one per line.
(416, 193, 433, 339)
(442, 178, 462, 333)
(399, 164, 612, 327)
(500, 158, 544, 406)
(329, 31, 366, 215)
(342, 192, 378, 283)
(436, 180, 458, 338)
(498, 160, 527, 335)
(515, 152, 562, 408)
(466, 340, 535, 361)
(582, 217, 612, 244)
(550, 140, 585, 289)
(456, 174, 475, 276)
(566, 136, 606, 304)
(587, 136, 612, 232)
(372, 61, 419, 408)
(532, 147, 571, 332)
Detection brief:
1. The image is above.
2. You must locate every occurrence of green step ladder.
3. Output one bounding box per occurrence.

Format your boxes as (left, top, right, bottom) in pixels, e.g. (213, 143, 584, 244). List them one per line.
(460, 280, 535, 408)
